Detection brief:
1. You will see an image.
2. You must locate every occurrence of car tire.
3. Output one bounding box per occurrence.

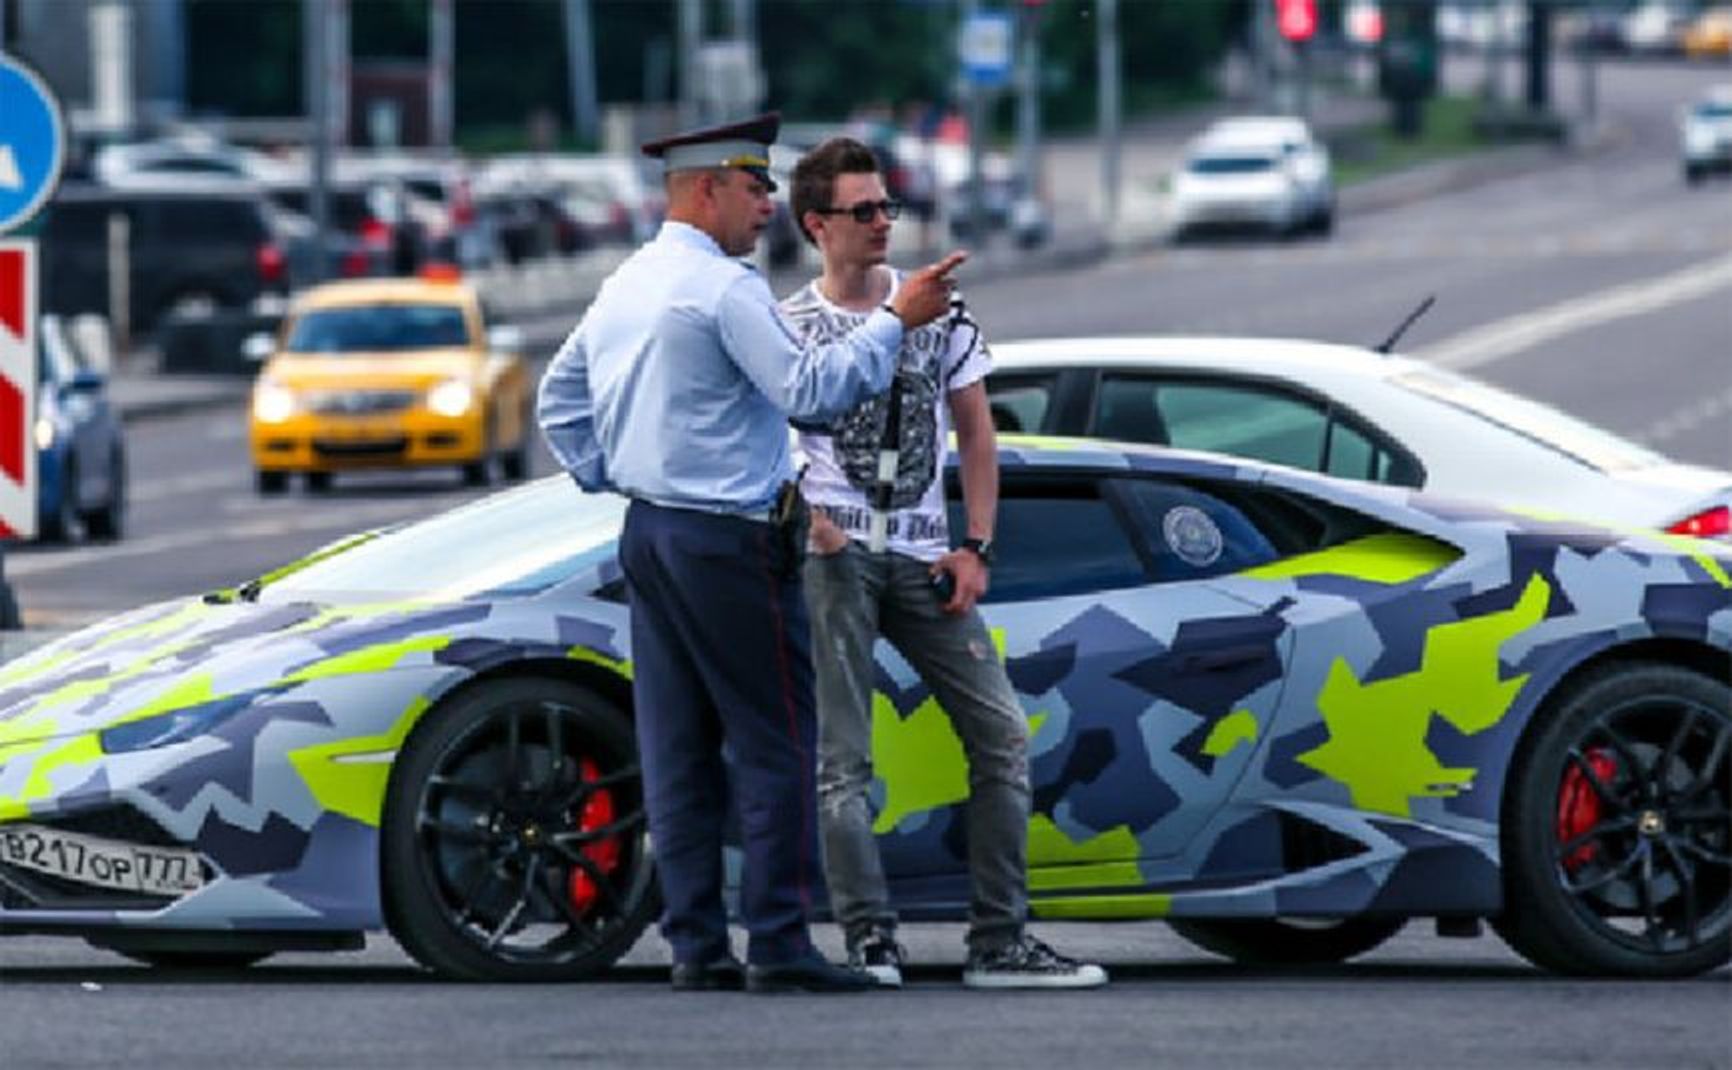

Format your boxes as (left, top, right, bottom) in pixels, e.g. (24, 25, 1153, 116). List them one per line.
(382, 677, 657, 982)
(84, 446, 127, 541)
(1168, 916, 1405, 965)
(1496, 662, 1731, 978)
(461, 459, 492, 487)
(1684, 164, 1703, 186)
(500, 408, 531, 483)
(111, 949, 274, 971)
(255, 470, 289, 495)
(39, 458, 86, 544)
(304, 471, 333, 494)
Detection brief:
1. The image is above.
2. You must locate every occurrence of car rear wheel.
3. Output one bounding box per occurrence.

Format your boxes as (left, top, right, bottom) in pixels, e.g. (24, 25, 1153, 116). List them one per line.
(84, 447, 126, 541)
(382, 677, 656, 981)
(39, 458, 86, 544)
(304, 471, 332, 493)
(1497, 662, 1731, 977)
(255, 470, 289, 495)
(1168, 916, 1405, 965)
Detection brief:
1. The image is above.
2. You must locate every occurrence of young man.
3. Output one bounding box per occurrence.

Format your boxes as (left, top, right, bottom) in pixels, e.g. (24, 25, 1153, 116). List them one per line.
(780, 137, 1107, 990)
(538, 115, 965, 994)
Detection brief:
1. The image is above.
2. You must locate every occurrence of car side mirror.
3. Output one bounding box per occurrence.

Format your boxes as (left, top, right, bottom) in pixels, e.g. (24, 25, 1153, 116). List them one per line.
(242, 332, 276, 363)
(487, 325, 525, 355)
(66, 369, 105, 394)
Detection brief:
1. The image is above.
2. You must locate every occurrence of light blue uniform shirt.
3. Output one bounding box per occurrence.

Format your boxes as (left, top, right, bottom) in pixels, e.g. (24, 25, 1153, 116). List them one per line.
(538, 222, 904, 515)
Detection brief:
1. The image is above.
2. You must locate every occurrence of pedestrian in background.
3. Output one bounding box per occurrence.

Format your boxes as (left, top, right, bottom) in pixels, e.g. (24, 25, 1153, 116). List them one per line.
(537, 113, 967, 994)
(781, 137, 1107, 990)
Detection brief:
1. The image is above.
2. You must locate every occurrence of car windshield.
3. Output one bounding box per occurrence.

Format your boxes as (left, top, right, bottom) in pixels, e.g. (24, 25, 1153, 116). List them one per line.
(1693, 101, 1732, 119)
(1187, 154, 1278, 174)
(261, 478, 625, 602)
(1392, 367, 1668, 472)
(285, 303, 470, 352)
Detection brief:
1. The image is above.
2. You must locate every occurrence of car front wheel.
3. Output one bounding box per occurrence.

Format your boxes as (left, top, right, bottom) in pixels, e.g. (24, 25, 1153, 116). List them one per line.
(382, 677, 656, 981)
(1497, 662, 1731, 977)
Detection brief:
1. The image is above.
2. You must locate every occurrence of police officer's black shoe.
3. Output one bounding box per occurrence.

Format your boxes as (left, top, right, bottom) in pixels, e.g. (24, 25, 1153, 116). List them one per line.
(670, 953, 746, 991)
(745, 955, 876, 993)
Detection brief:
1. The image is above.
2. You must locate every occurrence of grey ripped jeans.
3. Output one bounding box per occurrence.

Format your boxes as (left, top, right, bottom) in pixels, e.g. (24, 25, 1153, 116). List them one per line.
(803, 543, 1031, 953)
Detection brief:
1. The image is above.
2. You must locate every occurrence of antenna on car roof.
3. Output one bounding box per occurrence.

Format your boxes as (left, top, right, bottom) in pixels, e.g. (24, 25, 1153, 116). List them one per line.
(1373, 295, 1435, 355)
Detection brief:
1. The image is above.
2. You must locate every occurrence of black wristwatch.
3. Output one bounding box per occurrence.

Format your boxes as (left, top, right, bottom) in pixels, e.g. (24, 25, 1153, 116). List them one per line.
(960, 537, 994, 566)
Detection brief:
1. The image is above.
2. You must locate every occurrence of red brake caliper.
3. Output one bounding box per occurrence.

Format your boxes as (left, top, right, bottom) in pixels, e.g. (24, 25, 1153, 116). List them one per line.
(567, 758, 622, 912)
(1557, 748, 1617, 872)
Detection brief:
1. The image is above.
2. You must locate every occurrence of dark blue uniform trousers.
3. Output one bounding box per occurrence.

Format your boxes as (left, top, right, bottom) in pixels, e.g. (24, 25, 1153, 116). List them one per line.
(618, 499, 819, 967)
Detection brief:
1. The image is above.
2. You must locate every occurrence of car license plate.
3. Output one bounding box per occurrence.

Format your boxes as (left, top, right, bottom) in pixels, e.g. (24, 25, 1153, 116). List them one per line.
(0, 823, 204, 896)
(327, 418, 399, 441)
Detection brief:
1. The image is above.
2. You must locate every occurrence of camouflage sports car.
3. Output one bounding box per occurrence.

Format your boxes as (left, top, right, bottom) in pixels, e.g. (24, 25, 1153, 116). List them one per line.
(1, 440, 1727, 979)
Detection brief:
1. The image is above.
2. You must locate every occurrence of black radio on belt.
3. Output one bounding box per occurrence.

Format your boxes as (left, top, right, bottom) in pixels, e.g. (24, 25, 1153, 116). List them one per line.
(771, 475, 810, 580)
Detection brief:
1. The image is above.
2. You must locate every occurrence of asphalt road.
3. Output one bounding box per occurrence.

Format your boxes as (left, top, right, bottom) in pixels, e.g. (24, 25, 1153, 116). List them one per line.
(2, 925, 1726, 1069)
(1, 59, 1729, 1070)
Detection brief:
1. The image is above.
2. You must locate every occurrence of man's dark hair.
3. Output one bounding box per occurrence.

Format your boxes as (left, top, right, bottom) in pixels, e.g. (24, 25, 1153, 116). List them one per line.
(790, 136, 880, 246)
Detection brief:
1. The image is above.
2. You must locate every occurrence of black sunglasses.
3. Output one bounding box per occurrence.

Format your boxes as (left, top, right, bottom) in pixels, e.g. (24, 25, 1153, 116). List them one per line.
(815, 199, 903, 224)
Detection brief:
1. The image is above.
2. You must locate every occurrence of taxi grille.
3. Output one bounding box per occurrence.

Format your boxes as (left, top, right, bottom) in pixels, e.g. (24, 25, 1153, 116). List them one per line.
(303, 390, 418, 415)
(313, 437, 409, 459)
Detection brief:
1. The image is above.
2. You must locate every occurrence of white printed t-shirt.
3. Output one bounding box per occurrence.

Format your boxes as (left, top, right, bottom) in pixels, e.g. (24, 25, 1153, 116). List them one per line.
(781, 268, 991, 563)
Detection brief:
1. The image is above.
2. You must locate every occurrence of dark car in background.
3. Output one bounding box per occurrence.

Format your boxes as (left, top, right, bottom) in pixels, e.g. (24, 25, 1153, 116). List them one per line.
(34, 314, 126, 543)
(38, 185, 290, 338)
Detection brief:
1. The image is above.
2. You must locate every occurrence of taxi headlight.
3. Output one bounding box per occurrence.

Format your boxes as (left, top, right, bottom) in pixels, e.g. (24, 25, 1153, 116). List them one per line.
(34, 417, 53, 450)
(427, 378, 475, 417)
(254, 381, 297, 423)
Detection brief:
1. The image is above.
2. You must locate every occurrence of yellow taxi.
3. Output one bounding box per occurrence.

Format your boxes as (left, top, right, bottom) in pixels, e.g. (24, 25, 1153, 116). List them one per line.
(1684, 7, 1732, 58)
(248, 277, 533, 493)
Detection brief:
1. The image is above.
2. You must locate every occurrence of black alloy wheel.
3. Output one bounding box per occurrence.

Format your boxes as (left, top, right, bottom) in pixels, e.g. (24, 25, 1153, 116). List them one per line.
(1168, 916, 1406, 966)
(1497, 662, 1732, 977)
(383, 678, 656, 981)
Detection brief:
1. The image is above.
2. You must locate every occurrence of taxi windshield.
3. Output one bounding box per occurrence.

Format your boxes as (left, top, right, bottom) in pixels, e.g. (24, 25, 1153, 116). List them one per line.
(260, 478, 625, 602)
(1392, 367, 1668, 473)
(286, 303, 470, 353)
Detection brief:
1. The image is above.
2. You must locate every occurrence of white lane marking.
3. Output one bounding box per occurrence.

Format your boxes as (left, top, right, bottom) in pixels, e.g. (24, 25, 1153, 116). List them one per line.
(1413, 251, 1732, 372)
(1638, 385, 1732, 447)
(4, 499, 438, 579)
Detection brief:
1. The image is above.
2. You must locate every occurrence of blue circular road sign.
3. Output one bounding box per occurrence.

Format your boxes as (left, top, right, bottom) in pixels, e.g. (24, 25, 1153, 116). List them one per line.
(0, 54, 67, 235)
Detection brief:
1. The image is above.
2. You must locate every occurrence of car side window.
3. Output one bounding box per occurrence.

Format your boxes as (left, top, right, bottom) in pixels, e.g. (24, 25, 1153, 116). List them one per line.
(949, 477, 1148, 603)
(1152, 380, 1328, 470)
(983, 373, 1057, 434)
(1326, 417, 1423, 487)
(1112, 477, 1279, 582)
(1093, 375, 1168, 445)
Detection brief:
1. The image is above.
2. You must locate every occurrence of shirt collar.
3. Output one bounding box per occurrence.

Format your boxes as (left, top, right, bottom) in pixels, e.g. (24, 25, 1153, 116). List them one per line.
(658, 220, 725, 257)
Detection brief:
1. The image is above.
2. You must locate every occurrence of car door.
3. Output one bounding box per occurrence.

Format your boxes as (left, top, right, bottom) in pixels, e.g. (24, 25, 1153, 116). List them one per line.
(872, 470, 1294, 899)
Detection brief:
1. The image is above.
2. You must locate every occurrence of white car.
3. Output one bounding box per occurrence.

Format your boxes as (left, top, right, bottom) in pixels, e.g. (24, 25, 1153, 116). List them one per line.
(1169, 119, 1334, 239)
(984, 337, 1731, 539)
(1681, 85, 1732, 185)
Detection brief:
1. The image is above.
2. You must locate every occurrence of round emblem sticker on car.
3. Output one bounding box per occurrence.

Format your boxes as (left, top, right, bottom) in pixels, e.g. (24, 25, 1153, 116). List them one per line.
(1163, 505, 1223, 567)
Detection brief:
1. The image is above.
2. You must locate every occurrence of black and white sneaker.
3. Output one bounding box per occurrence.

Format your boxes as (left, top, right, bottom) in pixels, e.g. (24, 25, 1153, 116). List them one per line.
(847, 933, 905, 988)
(962, 935, 1108, 990)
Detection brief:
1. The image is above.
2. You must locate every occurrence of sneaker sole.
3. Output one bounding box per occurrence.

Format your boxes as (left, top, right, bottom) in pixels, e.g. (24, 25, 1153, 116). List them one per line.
(863, 965, 903, 988)
(961, 967, 1109, 990)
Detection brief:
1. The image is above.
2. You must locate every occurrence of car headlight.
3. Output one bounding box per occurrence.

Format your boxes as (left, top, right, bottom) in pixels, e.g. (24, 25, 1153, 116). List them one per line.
(253, 381, 297, 423)
(99, 694, 256, 754)
(427, 377, 475, 417)
(1684, 126, 1715, 153)
(34, 417, 53, 450)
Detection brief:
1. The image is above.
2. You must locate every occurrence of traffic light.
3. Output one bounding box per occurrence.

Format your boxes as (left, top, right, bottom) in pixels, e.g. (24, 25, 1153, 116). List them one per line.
(1276, 0, 1318, 43)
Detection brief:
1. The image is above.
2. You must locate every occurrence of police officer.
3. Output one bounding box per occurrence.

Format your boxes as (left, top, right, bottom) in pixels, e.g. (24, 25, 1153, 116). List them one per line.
(537, 112, 965, 994)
